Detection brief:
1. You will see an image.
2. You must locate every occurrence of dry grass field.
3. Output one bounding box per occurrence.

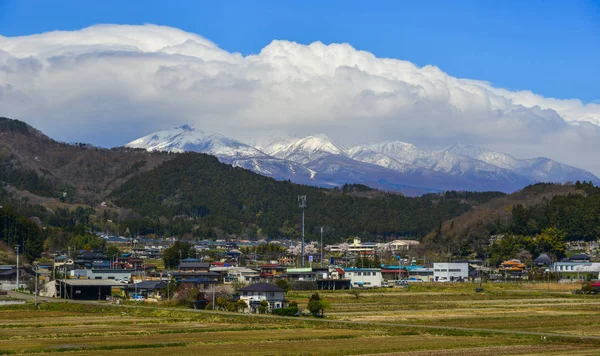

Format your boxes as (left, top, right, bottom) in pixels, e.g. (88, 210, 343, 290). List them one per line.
(1, 283, 599, 355)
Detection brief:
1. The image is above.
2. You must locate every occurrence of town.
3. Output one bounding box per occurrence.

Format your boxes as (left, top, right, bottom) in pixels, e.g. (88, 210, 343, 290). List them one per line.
(3, 234, 599, 310)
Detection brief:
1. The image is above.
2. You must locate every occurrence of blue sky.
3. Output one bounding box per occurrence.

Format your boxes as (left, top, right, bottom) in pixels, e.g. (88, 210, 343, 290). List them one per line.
(1, 0, 598, 102)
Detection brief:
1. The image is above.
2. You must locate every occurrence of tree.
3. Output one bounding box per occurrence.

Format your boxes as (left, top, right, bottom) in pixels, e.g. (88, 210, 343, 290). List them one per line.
(275, 279, 291, 292)
(106, 245, 121, 259)
(258, 299, 269, 314)
(236, 299, 248, 312)
(307, 293, 330, 317)
(162, 241, 194, 269)
(536, 227, 567, 259)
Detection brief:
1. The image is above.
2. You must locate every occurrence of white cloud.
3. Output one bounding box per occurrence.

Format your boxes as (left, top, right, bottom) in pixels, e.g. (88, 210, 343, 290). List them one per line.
(1, 24, 599, 175)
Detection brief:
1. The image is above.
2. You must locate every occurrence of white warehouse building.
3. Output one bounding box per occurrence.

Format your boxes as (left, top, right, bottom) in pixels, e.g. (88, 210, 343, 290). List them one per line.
(343, 268, 382, 288)
(433, 263, 469, 282)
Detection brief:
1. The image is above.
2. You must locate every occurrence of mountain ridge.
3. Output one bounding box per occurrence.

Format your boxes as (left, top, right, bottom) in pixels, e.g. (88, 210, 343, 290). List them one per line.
(126, 125, 600, 194)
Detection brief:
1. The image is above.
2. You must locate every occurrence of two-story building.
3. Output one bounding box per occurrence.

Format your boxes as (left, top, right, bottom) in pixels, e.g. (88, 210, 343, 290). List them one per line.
(343, 268, 382, 288)
(433, 262, 468, 282)
(238, 283, 286, 313)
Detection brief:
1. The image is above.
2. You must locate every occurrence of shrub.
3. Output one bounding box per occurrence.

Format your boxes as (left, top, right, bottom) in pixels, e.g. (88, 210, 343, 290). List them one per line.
(275, 279, 291, 292)
(273, 306, 299, 316)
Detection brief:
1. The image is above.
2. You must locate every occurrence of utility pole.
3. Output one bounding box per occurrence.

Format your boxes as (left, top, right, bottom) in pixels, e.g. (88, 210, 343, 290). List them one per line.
(298, 196, 307, 268)
(34, 264, 38, 306)
(15, 244, 20, 290)
(320, 226, 324, 266)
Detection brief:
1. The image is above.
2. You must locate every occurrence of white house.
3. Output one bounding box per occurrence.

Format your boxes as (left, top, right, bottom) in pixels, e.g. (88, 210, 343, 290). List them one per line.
(211, 267, 260, 284)
(238, 283, 286, 313)
(433, 263, 469, 282)
(388, 239, 420, 251)
(328, 238, 376, 254)
(343, 268, 382, 288)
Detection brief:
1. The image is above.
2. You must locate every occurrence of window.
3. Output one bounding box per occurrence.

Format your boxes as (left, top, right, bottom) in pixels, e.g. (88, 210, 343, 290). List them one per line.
(449, 269, 461, 272)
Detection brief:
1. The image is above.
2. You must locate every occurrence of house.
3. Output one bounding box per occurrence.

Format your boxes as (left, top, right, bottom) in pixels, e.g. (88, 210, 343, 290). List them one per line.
(258, 265, 286, 281)
(388, 239, 420, 251)
(177, 262, 210, 272)
(238, 283, 286, 313)
(343, 268, 382, 288)
(285, 268, 316, 281)
(127, 280, 167, 299)
(211, 266, 260, 284)
(316, 267, 351, 290)
(433, 263, 468, 282)
(570, 254, 591, 263)
(553, 262, 600, 282)
(178, 277, 219, 292)
(328, 238, 376, 254)
(171, 270, 221, 283)
(534, 253, 553, 266)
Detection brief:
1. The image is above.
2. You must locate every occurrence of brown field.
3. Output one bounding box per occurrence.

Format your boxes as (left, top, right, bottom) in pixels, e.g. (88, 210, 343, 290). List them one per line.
(1, 283, 599, 355)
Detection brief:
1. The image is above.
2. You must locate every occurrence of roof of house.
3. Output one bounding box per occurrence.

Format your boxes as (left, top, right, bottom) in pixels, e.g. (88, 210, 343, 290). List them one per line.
(59, 279, 123, 287)
(127, 280, 166, 290)
(180, 277, 219, 284)
(238, 283, 285, 292)
(178, 262, 210, 269)
(172, 271, 221, 277)
(534, 253, 553, 265)
(570, 254, 590, 261)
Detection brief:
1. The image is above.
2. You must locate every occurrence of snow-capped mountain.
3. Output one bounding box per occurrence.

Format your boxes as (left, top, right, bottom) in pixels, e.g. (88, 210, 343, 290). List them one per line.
(269, 134, 349, 164)
(446, 144, 599, 183)
(126, 125, 265, 159)
(126, 125, 600, 195)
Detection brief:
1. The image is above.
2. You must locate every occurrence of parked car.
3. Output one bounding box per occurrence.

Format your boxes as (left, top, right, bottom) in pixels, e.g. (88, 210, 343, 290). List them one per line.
(407, 277, 423, 283)
(121, 277, 130, 284)
(395, 280, 409, 287)
(131, 293, 144, 301)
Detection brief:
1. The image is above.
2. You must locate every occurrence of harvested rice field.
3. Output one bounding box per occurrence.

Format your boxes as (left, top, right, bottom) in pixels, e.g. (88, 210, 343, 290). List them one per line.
(2, 283, 599, 355)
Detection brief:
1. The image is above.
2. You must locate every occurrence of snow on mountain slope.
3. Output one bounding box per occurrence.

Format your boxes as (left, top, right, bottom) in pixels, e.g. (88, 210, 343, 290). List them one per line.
(126, 125, 266, 158)
(269, 134, 349, 164)
(126, 126, 599, 194)
(350, 141, 513, 176)
(446, 144, 600, 183)
(231, 157, 317, 182)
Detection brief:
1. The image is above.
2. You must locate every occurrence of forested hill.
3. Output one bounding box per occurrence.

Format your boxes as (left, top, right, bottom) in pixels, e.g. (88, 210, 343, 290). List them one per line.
(1, 116, 504, 252)
(425, 181, 600, 261)
(111, 153, 505, 239)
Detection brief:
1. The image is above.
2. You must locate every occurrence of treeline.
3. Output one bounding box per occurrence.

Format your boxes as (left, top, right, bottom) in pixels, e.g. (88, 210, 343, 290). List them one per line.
(426, 182, 600, 263)
(0, 204, 45, 261)
(500, 181, 600, 241)
(0, 190, 105, 258)
(112, 153, 504, 242)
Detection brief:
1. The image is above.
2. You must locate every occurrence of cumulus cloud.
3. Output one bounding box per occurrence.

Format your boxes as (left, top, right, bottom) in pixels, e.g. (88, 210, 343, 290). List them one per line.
(1, 24, 599, 175)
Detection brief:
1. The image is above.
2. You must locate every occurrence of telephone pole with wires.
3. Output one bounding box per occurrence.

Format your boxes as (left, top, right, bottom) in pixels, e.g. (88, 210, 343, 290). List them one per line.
(298, 195, 307, 268)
